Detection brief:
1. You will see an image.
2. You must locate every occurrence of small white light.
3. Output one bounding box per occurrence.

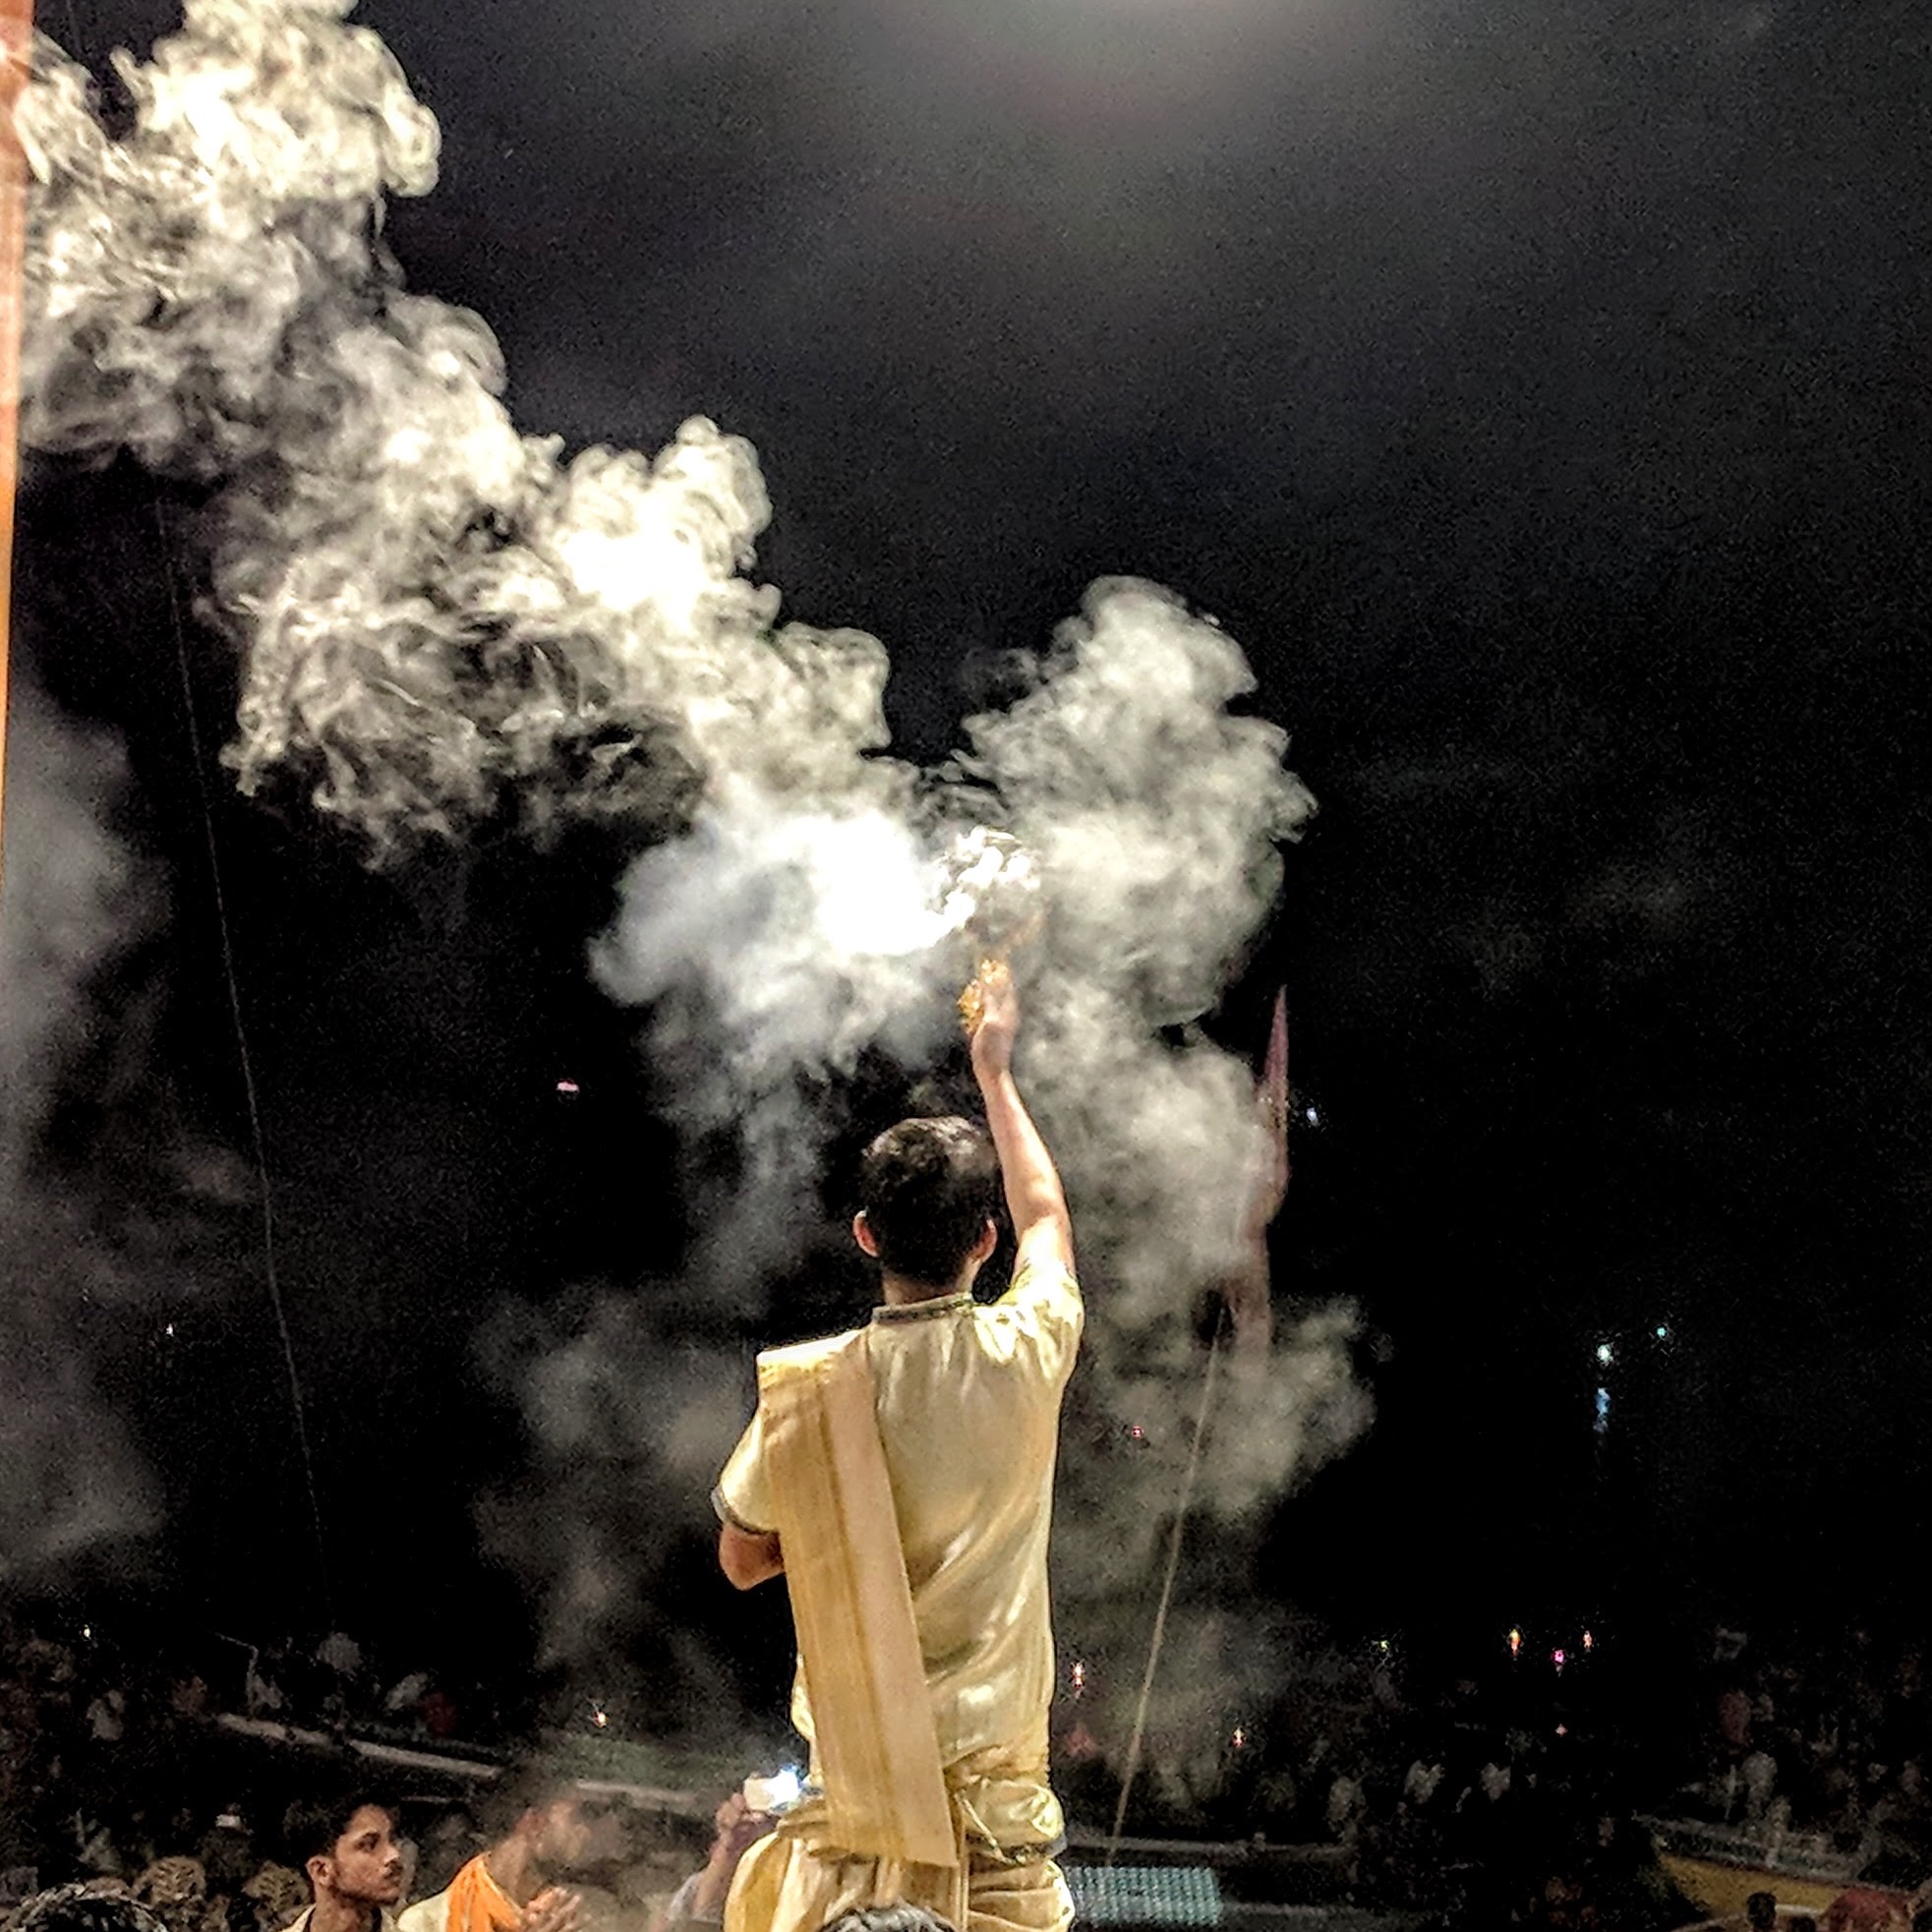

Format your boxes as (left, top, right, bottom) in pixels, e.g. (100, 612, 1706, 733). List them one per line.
(1596, 1342, 1613, 1367)
(1655, 1324, 1669, 1340)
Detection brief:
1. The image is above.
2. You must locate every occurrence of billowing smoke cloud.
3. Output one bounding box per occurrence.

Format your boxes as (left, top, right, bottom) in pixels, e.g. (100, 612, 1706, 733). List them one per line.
(22, 0, 1370, 1727)
(21, 2, 900, 854)
(0, 679, 163, 1572)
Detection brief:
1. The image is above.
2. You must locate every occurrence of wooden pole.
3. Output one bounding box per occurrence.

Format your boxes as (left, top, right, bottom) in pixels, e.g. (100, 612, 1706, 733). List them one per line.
(0, 0, 31, 901)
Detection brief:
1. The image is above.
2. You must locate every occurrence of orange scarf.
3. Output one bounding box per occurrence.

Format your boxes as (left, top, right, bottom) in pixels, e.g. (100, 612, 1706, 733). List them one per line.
(441, 1858, 523, 1932)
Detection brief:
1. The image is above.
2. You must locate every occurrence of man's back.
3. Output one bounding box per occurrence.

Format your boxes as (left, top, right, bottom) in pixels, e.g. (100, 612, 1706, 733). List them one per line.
(868, 1260, 1082, 1759)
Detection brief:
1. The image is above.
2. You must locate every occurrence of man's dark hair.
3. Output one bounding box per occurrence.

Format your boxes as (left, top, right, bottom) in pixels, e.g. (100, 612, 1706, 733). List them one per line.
(1746, 1893, 1777, 1932)
(825, 1910, 955, 1932)
(16, 1890, 170, 1932)
(856, 1117, 999, 1290)
(283, 1790, 397, 1868)
(481, 1761, 580, 1839)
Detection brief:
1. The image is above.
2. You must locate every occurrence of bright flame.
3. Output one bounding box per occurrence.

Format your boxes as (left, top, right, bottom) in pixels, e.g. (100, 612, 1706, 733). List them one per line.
(1508, 1627, 1522, 1658)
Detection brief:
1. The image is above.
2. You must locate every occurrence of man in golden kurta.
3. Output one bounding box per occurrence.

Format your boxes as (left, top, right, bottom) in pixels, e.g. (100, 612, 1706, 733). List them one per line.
(713, 964, 1079, 1932)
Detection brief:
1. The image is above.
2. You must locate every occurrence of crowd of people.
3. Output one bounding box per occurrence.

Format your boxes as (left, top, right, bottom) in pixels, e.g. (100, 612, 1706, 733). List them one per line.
(14, 1591, 1931, 1932)
(11, 972, 1930, 1932)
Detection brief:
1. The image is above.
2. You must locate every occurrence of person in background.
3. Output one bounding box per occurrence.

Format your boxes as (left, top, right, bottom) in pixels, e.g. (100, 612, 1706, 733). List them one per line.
(283, 1795, 405, 1932)
(648, 1796, 773, 1932)
(397, 1773, 587, 1932)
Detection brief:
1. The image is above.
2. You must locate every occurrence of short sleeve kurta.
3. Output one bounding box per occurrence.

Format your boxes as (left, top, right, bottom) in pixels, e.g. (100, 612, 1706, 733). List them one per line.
(715, 1261, 1083, 1783)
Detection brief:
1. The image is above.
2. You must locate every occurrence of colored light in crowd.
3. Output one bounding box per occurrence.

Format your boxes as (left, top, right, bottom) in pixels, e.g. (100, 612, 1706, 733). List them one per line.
(591, 1704, 609, 1728)
(1071, 1661, 1086, 1695)
(1552, 1649, 1567, 1671)
(1508, 1628, 1522, 1658)
(1596, 1341, 1613, 1367)
(1655, 1324, 1669, 1340)
(1232, 1727, 1247, 1750)
(1582, 1630, 1595, 1652)
(556, 1079, 580, 1095)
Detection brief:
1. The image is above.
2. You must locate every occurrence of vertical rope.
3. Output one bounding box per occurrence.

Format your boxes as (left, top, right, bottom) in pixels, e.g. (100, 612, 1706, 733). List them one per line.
(0, 0, 34, 903)
(154, 499, 332, 1611)
(1106, 1317, 1227, 1864)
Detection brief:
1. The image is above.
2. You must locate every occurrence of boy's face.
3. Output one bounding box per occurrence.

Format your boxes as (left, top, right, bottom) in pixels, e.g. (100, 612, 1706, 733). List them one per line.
(313, 1805, 405, 1907)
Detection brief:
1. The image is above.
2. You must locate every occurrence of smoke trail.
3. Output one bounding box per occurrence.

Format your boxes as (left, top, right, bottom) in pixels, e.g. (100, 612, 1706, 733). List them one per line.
(23, 0, 1370, 1714)
(0, 678, 163, 1572)
(21, 3, 900, 855)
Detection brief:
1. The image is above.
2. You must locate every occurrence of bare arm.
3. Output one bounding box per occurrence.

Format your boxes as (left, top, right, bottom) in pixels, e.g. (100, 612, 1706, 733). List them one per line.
(966, 963, 1075, 1277)
(718, 1522, 784, 1590)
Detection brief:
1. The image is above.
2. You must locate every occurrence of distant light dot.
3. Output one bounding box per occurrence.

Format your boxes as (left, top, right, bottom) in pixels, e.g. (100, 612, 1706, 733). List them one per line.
(1596, 1342, 1613, 1367)
(1127, 1425, 1145, 1440)
(1655, 1324, 1669, 1340)
(1305, 1107, 1319, 1125)
(556, 1080, 580, 1096)
(164, 1322, 175, 1338)
(1552, 1649, 1566, 1669)
(82, 1625, 92, 1641)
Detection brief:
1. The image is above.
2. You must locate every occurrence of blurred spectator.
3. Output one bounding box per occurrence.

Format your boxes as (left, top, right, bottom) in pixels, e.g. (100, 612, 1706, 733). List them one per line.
(648, 1797, 774, 1932)
(397, 1772, 588, 1932)
(132, 1858, 206, 1932)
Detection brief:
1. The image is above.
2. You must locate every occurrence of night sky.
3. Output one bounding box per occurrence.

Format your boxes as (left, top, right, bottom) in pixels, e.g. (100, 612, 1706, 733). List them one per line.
(7, 0, 1932, 1733)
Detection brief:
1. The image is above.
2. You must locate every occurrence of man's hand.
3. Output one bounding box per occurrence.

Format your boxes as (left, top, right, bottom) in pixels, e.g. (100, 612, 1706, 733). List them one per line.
(689, 1792, 775, 1916)
(523, 1887, 582, 1932)
(964, 958, 1020, 1077)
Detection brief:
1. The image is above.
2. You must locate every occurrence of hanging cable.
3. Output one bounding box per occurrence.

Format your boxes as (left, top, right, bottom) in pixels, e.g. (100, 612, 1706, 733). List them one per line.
(155, 498, 332, 1610)
(1105, 1312, 1228, 1864)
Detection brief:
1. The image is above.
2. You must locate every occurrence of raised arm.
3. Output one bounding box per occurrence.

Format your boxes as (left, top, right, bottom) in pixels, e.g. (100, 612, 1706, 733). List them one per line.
(966, 963, 1075, 1278)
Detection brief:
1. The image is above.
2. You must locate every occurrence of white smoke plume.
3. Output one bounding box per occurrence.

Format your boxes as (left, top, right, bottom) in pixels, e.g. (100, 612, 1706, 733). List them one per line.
(0, 678, 163, 1572)
(22, 0, 1369, 1708)
(21, 0, 900, 852)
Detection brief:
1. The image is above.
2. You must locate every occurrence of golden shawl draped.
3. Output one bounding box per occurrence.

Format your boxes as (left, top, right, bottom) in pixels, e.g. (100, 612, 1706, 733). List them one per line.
(758, 1327, 957, 1870)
